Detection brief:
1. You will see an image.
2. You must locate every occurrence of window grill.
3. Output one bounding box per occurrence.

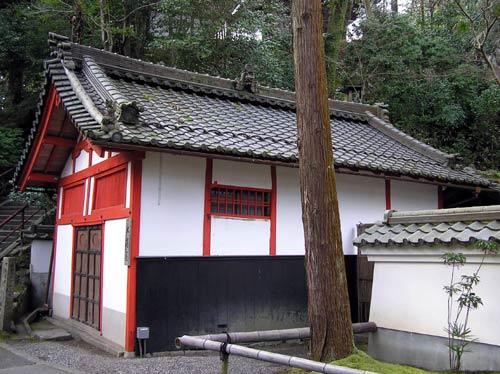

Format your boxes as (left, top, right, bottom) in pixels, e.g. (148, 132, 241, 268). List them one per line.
(210, 185, 271, 218)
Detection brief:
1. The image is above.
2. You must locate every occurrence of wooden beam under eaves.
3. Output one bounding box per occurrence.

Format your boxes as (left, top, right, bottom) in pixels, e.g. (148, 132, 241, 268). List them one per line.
(29, 173, 59, 184)
(43, 136, 76, 148)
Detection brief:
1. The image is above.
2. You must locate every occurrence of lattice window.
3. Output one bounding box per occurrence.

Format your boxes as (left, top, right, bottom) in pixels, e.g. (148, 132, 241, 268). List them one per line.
(210, 185, 271, 218)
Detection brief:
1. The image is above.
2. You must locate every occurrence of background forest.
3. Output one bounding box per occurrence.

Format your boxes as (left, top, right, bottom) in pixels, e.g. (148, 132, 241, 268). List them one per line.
(0, 0, 499, 181)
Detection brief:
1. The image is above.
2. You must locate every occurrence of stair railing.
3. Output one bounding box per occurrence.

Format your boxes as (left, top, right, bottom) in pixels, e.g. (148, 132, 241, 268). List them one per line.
(0, 205, 44, 248)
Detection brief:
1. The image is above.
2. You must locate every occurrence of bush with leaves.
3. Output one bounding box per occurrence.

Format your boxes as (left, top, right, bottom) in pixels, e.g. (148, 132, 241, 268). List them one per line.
(442, 240, 499, 373)
(341, 12, 500, 169)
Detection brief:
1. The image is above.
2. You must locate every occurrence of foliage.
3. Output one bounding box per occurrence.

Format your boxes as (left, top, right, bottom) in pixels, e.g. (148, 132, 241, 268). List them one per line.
(442, 240, 499, 373)
(0, 0, 498, 177)
(341, 12, 500, 169)
(149, 0, 294, 89)
(8, 190, 57, 213)
(0, 127, 23, 169)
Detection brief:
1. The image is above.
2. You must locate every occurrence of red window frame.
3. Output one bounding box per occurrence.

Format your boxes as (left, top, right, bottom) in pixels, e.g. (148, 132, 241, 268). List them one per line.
(209, 184, 272, 219)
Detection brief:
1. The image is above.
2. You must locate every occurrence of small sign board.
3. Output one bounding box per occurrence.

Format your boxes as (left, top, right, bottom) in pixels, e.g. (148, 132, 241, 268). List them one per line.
(124, 218, 131, 266)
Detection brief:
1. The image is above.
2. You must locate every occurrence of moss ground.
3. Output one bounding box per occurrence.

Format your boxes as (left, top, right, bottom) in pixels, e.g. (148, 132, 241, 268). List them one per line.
(281, 349, 500, 374)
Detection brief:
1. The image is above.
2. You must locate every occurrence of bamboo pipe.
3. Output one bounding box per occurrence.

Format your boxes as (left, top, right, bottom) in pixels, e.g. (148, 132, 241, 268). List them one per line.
(176, 335, 375, 374)
(177, 322, 377, 346)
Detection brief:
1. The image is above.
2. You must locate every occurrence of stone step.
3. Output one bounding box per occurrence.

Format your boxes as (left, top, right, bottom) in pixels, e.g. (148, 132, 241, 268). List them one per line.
(48, 317, 125, 357)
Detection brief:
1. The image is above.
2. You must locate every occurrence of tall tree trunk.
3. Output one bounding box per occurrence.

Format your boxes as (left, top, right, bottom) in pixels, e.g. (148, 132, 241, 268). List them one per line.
(291, 0, 354, 362)
(391, 0, 398, 13)
(7, 55, 24, 105)
(100, 0, 112, 51)
(363, 0, 372, 18)
(324, 0, 349, 97)
(420, 0, 425, 27)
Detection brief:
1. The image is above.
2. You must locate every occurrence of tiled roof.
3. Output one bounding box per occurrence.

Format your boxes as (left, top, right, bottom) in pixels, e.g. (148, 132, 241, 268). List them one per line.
(11, 33, 498, 189)
(354, 205, 500, 247)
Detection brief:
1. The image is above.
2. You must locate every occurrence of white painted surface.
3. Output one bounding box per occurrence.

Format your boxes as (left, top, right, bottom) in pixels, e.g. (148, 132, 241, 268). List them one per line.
(213, 159, 271, 189)
(125, 162, 131, 209)
(53, 225, 73, 318)
(111, 152, 119, 157)
(103, 219, 128, 314)
(91, 151, 107, 166)
(102, 308, 126, 347)
(61, 156, 73, 178)
(30, 240, 52, 273)
(87, 177, 94, 215)
(366, 247, 500, 346)
(337, 174, 386, 255)
(275, 171, 388, 255)
(83, 178, 89, 216)
(211, 217, 270, 256)
(139, 152, 205, 256)
(74, 150, 89, 173)
(391, 180, 437, 211)
(276, 167, 304, 255)
(58, 187, 63, 219)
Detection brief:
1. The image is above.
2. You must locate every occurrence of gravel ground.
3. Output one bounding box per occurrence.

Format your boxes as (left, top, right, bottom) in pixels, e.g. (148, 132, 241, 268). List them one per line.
(8, 339, 309, 374)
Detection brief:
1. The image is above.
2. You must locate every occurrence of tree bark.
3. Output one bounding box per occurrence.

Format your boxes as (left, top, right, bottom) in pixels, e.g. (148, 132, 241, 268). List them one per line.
(391, 0, 398, 14)
(291, 0, 354, 362)
(324, 0, 349, 97)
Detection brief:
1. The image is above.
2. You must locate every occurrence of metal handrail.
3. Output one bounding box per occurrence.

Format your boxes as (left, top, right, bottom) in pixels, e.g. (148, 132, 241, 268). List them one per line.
(0, 205, 44, 246)
(0, 168, 14, 180)
(0, 205, 28, 228)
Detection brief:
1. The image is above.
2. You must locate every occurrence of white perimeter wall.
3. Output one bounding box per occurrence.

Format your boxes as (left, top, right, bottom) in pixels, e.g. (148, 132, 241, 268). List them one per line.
(30, 240, 52, 273)
(52, 224, 73, 318)
(102, 218, 128, 346)
(139, 152, 205, 256)
(391, 180, 437, 211)
(366, 248, 500, 346)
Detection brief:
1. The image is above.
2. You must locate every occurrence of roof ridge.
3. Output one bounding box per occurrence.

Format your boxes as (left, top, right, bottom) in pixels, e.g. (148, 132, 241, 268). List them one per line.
(47, 33, 385, 119)
(82, 56, 128, 106)
(365, 112, 454, 166)
(385, 205, 500, 224)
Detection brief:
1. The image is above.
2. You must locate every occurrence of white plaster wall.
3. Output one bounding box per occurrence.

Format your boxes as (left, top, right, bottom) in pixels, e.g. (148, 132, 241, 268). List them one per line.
(211, 217, 270, 256)
(337, 174, 386, 255)
(211, 159, 272, 255)
(74, 150, 89, 173)
(139, 152, 205, 256)
(30, 240, 52, 273)
(391, 180, 438, 211)
(276, 167, 304, 255)
(212, 159, 271, 189)
(102, 219, 128, 313)
(61, 156, 73, 178)
(53, 225, 74, 318)
(125, 162, 131, 209)
(102, 219, 128, 346)
(367, 250, 500, 346)
(91, 151, 108, 166)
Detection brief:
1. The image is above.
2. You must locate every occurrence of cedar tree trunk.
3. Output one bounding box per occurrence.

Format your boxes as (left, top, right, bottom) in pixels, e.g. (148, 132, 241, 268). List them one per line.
(291, 0, 354, 362)
(324, 0, 349, 96)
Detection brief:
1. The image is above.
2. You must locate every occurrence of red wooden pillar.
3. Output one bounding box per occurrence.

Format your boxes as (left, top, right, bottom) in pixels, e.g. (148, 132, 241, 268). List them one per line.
(202, 159, 213, 256)
(125, 158, 142, 353)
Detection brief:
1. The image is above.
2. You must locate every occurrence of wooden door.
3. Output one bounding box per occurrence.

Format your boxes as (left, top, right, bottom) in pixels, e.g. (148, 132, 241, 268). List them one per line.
(357, 224, 374, 322)
(72, 225, 102, 329)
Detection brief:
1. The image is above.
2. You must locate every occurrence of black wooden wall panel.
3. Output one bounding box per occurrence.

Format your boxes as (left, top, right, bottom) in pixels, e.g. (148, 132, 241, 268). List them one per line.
(136, 255, 358, 352)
